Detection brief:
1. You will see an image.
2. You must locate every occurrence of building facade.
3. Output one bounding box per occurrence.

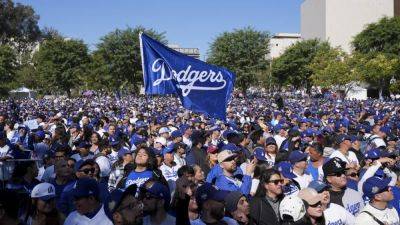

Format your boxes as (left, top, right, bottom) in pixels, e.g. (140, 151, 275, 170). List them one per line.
(301, 0, 399, 52)
(268, 33, 301, 59)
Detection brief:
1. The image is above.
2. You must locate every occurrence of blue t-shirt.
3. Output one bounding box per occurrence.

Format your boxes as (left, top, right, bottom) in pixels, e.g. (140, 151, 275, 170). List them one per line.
(125, 170, 153, 188)
(346, 178, 358, 191)
(390, 186, 400, 215)
(306, 163, 319, 181)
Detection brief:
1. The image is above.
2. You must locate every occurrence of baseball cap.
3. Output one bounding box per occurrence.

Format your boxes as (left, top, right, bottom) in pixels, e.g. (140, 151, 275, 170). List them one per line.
(298, 188, 321, 205)
(335, 134, 351, 145)
(154, 137, 167, 146)
(35, 130, 45, 139)
(364, 148, 381, 160)
(224, 191, 244, 213)
(279, 195, 306, 222)
(288, 151, 308, 164)
(105, 184, 138, 216)
(195, 183, 228, 208)
(217, 150, 237, 163)
(31, 183, 56, 201)
(140, 181, 170, 207)
(162, 144, 175, 155)
(71, 178, 100, 199)
(253, 147, 267, 161)
(308, 181, 329, 193)
(117, 148, 131, 159)
(171, 130, 182, 139)
(221, 143, 239, 152)
(265, 137, 277, 146)
(158, 127, 170, 134)
(207, 145, 218, 154)
(77, 141, 91, 149)
(362, 176, 392, 199)
(322, 157, 347, 177)
(276, 161, 296, 179)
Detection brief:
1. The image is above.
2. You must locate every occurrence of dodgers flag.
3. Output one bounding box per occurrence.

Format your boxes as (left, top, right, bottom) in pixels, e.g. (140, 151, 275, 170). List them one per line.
(139, 32, 235, 120)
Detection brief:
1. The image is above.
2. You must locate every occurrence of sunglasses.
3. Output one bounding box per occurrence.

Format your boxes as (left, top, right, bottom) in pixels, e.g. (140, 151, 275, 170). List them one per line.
(116, 202, 144, 212)
(139, 188, 160, 200)
(268, 179, 284, 185)
(328, 171, 346, 177)
(79, 168, 95, 174)
(309, 201, 322, 208)
(347, 172, 359, 177)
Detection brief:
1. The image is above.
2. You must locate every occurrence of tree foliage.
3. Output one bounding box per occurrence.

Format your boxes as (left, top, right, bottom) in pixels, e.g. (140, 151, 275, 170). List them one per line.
(309, 47, 357, 96)
(207, 27, 270, 93)
(93, 26, 166, 91)
(352, 16, 400, 55)
(271, 39, 330, 90)
(0, 44, 17, 95)
(0, 0, 41, 54)
(33, 38, 90, 95)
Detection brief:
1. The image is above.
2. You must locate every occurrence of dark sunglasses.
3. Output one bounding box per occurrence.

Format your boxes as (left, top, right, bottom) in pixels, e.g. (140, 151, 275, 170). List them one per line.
(79, 168, 95, 174)
(329, 171, 346, 177)
(309, 201, 322, 208)
(139, 188, 160, 200)
(268, 179, 284, 185)
(347, 172, 359, 177)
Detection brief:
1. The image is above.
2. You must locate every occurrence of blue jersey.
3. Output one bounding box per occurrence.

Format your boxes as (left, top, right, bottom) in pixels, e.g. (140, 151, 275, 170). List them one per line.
(390, 186, 400, 215)
(125, 170, 153, 188)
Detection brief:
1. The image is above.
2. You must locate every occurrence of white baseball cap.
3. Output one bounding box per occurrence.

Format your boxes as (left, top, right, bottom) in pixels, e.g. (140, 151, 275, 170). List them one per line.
(31, 183, 56, 201)
(158, 127, 170, 134)
(154, 137, 167, 146)
(279, 195, 306, 222)
(217, 150, 237, 163)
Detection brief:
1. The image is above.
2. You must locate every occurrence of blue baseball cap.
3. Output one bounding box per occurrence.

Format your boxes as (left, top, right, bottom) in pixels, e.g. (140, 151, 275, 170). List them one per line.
(364, 148, 381, 160)
(171, 130, 182, 139)
(35, 130, 45, 139)
(140, 181, 170, 208)
(335, 134, 351, 145)
(221, 143, 240, 152)
(276, 161, 296, 179)
(308, 181, 329, 193)
(72, 178, 99, 199)
(195, 183, 229, 208)
(253, 147, 267, 161)
(117, 148, 131, 159)
(362, 176, 391, 199)
(162, 143, 175, 155)
(105, 184, 138, 217)
(265, 137, 277, 146)
(288, 150, 308, 164)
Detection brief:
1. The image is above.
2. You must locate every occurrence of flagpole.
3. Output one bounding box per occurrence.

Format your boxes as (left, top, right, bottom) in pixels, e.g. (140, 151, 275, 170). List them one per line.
(139, 32, 146, 92)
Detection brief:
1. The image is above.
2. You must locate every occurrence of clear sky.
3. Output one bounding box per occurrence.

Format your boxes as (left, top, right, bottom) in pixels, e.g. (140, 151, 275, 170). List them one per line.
(16, 0, 302, 59)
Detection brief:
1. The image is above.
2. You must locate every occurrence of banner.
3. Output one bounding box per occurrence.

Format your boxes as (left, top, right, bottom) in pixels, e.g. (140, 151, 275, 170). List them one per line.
(139, 32, 235, 120)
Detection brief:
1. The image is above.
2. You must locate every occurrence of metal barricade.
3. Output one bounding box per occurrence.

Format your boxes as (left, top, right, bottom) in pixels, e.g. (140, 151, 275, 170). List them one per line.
(0, 159, 43, 189)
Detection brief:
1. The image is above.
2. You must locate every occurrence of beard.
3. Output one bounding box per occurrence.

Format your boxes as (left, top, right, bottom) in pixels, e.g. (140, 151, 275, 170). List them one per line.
(122, 216, 143, 225)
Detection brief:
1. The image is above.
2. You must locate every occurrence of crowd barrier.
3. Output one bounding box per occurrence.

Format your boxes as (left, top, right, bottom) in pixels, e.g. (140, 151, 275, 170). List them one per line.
(0, 159, 43, 189)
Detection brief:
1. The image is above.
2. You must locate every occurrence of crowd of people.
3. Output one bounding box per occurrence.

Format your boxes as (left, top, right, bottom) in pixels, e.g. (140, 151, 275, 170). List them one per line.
(0, 92, 399, 225)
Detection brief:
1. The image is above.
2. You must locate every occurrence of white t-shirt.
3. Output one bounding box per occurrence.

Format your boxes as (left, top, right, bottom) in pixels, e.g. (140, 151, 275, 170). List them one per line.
(329, 150, 359, 166)
(273, 135, 286, 149)
(64, 205, 113, 225)
(355, 203, 399, 225)
(324, 203, 355, 225)
(160, 163, 180, 192)
(293, 171, 313, 190)
(95, 155, 111, 178)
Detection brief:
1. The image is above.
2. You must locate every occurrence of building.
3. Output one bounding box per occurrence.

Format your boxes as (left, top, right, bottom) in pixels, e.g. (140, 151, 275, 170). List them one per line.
(168, 44, 200, 59)
(268, 33, 301, 59)
(301, 0, 400, 53)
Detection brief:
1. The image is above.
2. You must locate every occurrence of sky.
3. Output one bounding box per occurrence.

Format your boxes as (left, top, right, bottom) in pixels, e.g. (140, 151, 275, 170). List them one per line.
(16, 0, 302, 59)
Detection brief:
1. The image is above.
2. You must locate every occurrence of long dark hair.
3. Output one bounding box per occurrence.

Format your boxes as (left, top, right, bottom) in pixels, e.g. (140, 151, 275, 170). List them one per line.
(25, 198, 62, 225)
(254, 168, 281, 198)
(133, 145, 158, 171)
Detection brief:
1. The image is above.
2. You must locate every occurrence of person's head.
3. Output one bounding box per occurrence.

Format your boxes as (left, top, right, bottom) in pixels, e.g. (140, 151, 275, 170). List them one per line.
(108, 124, 117, 136)
(174, 142, 186, 155)
(13, 161, 39, 179)
(255, 168, 283, 198)
(307, 143, 324, 162)
(54, 149, 67, 162)
(4, 120, 14, 132)
(218, 150, 237, 174)
(363, 176, 393, 204)
(77, 142, 91, 156)
(336, 134, 351, 150)
(139, 180, 170, 215)
(90, 132, 101, 145)
(106, 184, 143, 225)
(200, 200, 226, 223)
(298, 188, 324, 220)
(346, 168, 359, 182)
(206, 145, 219, 165)
(75, 159, 96, 179)
(55, 159, 73, 179)
(289, 150, 308, 171)
(265, 137, 278, 154)
(31, 183, 57, 215)
(193, 165, 205, 184)
(323, 157, 347, 190)
(177, 165, 195, 181)
(308, 181, 330, 208)
(134, 147, 156, 170)
(224, 191, 249, 224)
(72, 178, 101, 215)
(279, 195, 307, 224)
(162, 144, 175, 164)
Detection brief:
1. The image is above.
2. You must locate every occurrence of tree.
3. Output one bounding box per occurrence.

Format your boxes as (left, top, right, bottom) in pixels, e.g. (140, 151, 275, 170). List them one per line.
(0, 44, 17, 95)
(207, 27, 270, 93)
(272, 39, 330, 91)
(309, 47, 357, 97)
(352, 16, 400, 55)
(33, 37, 90, 95)
(95, 26, 166, 91)
(0, 0, 41, 55)
(353, 53, 399, 100)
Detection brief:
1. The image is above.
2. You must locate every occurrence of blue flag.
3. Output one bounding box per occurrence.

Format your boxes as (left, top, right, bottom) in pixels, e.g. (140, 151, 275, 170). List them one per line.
(139, 32, 235, 120)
